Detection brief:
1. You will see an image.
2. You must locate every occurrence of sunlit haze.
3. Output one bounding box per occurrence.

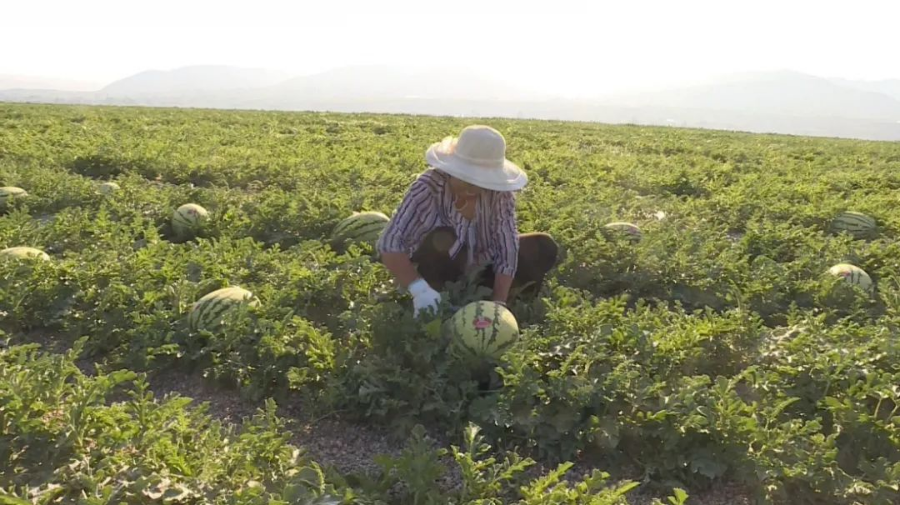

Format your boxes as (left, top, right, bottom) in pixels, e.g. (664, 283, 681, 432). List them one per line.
(3, 0, 899, 97)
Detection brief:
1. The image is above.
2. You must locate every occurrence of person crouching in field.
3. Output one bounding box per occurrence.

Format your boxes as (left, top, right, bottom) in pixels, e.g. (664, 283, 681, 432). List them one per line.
(377, 125, 559, 318)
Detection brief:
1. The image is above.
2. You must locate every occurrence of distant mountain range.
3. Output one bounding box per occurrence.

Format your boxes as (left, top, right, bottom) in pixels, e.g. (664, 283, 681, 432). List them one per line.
(828, 77, 900, 102)
(0, 74, 102, 92)
(2, 65, 899, 141)
(605, 70, 900, 122)
(100, 65, 292, 95)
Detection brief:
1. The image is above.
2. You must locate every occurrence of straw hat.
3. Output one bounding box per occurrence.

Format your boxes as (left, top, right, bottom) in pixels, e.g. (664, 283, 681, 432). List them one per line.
(425, 125, 527, 192)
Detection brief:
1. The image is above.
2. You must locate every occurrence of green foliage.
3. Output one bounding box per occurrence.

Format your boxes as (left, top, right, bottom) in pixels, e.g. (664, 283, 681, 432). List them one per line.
(0, 341, 353, 503)
(1, 103, 899, 504)
(0, 344, 658, 504)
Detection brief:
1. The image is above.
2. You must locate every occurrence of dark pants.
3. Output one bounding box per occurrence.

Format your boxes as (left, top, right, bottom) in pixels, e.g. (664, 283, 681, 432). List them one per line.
(410, 227, 559, 300)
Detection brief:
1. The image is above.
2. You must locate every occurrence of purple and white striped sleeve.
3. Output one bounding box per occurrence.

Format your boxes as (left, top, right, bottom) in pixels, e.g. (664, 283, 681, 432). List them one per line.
(492, 191, 520, 277)
(376, 172, 440, 256)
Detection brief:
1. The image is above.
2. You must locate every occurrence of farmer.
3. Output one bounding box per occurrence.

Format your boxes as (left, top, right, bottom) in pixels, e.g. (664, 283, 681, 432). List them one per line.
(377, 125, 559, 318)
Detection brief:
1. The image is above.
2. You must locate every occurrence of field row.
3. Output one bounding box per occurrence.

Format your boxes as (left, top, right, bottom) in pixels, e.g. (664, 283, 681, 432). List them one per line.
(0, 104, 898, 504)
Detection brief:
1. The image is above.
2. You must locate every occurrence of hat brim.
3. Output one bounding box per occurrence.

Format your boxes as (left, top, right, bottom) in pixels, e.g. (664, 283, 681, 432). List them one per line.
(425, 138, 527, 192)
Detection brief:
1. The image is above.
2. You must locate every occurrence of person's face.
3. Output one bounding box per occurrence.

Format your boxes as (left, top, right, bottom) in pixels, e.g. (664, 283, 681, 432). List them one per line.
(449, 176, 485, 198)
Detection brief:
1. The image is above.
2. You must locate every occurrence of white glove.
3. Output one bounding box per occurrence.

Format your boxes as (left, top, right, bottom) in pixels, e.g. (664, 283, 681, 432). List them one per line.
(408, 278, 441, 318)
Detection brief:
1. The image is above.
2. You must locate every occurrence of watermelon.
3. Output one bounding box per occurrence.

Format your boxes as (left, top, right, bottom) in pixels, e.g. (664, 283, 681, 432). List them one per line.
(99, 182, 120, 195)
(604, 221, 642, 242)
(0, 187, 28, 209)
(172, 203, 209, 238)
(446, 301, 519, 360)
(188, 286, 260, 331)
(828, 263, 873, 293)
(830, 211, 877, 239)
(0, 246, 50, 261)
(331, 211, 390, 249)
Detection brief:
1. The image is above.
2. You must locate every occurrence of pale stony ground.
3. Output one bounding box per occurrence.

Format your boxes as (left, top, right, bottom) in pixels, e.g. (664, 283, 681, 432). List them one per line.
(16, 333, 750, 504)
(145, 367, 752, 505)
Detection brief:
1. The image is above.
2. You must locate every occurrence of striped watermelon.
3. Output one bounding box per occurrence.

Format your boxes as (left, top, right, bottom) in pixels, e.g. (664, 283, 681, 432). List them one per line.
(173, 203, 210, 238)
(0, 246, 50, 261)
(0, 187, 28, 209)
(446, 301, 519, 360)
(604, 221, 642, 242)
(99, 182, 120, 195)
(830, 211, 877, 239)
(188, 286, 260, 331)
(331, 211, 390, 249)
(828, 263, 873, 293)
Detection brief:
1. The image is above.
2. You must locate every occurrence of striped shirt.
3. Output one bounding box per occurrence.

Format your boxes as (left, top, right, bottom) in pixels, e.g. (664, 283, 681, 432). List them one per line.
(377, 169, 519, 276)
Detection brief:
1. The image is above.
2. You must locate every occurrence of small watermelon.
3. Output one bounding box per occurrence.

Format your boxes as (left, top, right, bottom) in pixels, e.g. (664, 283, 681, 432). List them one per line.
(0, 187, 28, 209)
(172, 203, 209, 239)
(604, 222, 642, 242)
(99, 182, 120, 195)
(188, 286, 260, 331)
(828, 263, 873, 293)
(0, 246, 50, 261)
(830, 211, 876, 239)
(446, 301, 519, 361)
(331, 211, 390, 250)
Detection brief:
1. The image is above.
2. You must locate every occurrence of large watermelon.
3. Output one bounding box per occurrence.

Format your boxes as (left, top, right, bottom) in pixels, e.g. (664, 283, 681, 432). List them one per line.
(828, 263, 873, 293)
(0, 246, 50, 261)
(603, 221, 642, 242)
(0, 187, 28, 209)
(188, 286, 260, 331)
(830, 211, 877, 239)
(331, 211, 390, 249)
(99, 182, 121, 195)
(173, 203, 210, 239)
(446, 301, 519, 360)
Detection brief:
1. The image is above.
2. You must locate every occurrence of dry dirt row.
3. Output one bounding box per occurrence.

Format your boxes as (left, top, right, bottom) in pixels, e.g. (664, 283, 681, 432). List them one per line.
(24, 332, 749, 504)
(145, 367, 751, 505)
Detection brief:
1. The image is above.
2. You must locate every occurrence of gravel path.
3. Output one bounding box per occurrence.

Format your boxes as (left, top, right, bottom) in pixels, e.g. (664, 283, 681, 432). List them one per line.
(15, 333, 751, 505)
(145, 368, 407, 476)
(144, 367, 752, 505)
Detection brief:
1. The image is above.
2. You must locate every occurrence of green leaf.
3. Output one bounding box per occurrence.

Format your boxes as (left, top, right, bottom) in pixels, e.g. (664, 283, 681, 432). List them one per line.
(667, 487, 689, 505)
(690, 457, 727, 480)
(0, 495, 33, 505)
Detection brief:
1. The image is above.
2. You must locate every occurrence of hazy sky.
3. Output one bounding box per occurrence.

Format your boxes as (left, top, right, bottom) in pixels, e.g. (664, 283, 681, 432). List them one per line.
(3, 0, 899, 96)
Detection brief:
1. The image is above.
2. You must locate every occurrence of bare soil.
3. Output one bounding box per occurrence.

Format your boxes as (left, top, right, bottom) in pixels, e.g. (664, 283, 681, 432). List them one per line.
(145, 367, 752, 505)
(16, 333, 751, 504)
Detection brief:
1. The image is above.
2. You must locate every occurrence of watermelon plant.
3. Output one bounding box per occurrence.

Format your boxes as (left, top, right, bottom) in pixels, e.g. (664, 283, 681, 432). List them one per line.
(0, 102, 898, 504)
(0, 341, 664, 504)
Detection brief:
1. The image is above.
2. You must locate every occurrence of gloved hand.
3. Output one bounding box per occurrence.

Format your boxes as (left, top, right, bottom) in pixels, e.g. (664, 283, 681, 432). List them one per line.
(408, 278, 441, 318)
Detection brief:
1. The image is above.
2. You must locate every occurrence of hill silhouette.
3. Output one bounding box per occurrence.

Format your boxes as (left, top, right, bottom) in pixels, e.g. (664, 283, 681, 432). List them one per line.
(2, 66, 899, 141)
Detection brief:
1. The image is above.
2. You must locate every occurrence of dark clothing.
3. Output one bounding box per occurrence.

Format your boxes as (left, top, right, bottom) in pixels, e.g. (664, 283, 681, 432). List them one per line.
(410, 227, 558, 300)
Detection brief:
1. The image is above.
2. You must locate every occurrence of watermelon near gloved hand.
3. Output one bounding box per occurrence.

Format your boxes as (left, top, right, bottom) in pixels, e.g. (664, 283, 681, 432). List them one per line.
(444, 300, 519, 361)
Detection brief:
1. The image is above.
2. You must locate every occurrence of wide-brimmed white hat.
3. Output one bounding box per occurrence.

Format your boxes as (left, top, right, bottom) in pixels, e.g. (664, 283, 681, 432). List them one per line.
(425, 125, 527, 192)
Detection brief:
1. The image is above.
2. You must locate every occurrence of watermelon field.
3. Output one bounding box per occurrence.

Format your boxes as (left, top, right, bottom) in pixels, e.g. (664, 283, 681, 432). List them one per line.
(0, 103, 899, 504)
